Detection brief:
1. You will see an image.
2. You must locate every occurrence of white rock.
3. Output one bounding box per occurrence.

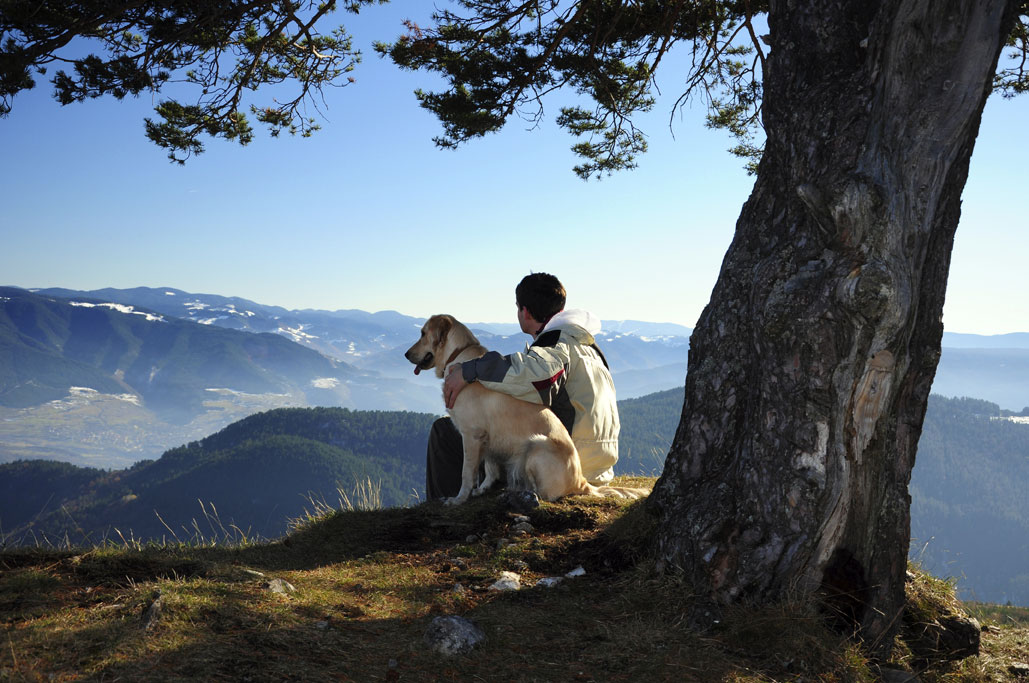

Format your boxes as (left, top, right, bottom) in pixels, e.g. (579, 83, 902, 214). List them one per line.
(565, 566, 586, 578)
(536, 577, 563, 588)
(489, 571, 521, 591)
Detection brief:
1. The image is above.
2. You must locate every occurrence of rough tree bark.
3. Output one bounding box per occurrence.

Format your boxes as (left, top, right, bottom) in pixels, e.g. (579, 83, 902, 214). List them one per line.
(648, 0, 1018, 657)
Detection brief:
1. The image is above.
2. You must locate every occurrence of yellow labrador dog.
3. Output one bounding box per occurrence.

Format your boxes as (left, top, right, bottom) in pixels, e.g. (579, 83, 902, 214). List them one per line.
(406, 314, 645, 505)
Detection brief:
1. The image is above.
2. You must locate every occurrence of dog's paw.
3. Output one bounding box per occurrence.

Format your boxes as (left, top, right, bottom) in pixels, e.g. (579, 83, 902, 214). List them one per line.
(444, 495, 468, 506)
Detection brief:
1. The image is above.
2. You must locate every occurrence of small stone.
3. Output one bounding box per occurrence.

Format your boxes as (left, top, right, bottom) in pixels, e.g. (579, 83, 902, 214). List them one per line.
(452, 583, 466, 594)
(496, 538, 511, 550)
(511, 521, 534, 533)
(511, 515, 530, 524)
(465, 534, 480, 543)
(266, 578, 296, 595)
(509, 559, 529, 571)
(489, 571, 521, 591)
(565, 566, 586, 578)
(498, 490, 540, 512)
(423, 615, 485, 655)
(879, 667, 919, 683)
(140, 590, 162, 631)
(536, 577, 563, 588)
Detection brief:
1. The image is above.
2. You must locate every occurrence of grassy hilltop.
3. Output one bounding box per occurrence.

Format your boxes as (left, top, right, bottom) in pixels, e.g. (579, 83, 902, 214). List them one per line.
(2, 483, 1028, 682)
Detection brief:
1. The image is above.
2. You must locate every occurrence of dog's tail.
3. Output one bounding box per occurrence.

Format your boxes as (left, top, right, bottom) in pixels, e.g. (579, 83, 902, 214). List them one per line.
(583, 484, 651, 500)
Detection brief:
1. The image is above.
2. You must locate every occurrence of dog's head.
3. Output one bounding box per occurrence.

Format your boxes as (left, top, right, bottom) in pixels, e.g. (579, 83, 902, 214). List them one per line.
(405, 314, 458, 378)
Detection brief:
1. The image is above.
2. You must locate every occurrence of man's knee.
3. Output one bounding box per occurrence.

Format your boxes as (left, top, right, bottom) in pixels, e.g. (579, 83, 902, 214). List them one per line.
(426, 417, 464, 500)
(429, 416, 463, 453)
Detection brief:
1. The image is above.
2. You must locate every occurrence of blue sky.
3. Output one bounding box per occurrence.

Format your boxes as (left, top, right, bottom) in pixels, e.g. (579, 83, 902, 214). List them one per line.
(2, 6, 1026, 334)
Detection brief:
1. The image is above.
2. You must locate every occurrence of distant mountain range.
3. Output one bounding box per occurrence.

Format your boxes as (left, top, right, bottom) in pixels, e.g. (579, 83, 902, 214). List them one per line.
(29, 285, 694, 365)
(0, 286, 692, 468)
(0, 286, 357, 418)
(1, 285, 1027, 470)
(21, 286, 695, 391)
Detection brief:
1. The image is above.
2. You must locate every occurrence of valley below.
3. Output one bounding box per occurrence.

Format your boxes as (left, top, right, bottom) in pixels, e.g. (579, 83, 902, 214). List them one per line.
(0, 386, 307, 469)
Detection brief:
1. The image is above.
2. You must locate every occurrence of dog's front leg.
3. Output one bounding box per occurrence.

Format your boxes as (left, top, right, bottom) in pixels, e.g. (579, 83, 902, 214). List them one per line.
(447, 431, 486, 506)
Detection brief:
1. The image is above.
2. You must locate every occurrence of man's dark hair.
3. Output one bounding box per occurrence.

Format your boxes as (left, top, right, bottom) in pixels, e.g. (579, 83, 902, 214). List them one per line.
(516, 272, 566, 323)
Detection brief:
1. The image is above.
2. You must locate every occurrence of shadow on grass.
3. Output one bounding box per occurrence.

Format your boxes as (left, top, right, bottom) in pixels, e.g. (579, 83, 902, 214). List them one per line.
(1, 489, 900, 682)
(38, 563, 732, 683)
(1, 494, 632, 594)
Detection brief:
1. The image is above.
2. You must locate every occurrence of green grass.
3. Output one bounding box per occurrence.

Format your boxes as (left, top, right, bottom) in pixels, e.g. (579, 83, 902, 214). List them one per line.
(2, 477, 1026, 682)
(966, 602, 1029, 628)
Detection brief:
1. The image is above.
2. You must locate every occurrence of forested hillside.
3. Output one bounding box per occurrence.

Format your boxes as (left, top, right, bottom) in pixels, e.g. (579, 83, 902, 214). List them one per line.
(615, 387, 684, 475)
(616, 390, 1029, 605)
(2, 392, 671, 545)
(910, 396, 1029, 605)
(1, 408, 435, 543)
(3, 391, 1027, 606)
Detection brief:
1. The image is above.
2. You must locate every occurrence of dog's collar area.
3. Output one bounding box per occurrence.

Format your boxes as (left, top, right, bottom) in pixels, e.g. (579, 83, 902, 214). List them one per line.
(445, 345, 474, 368)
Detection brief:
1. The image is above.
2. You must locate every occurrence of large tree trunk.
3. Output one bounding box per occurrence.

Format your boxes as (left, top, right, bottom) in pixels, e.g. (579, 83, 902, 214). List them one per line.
(649, 0, 1017, 657)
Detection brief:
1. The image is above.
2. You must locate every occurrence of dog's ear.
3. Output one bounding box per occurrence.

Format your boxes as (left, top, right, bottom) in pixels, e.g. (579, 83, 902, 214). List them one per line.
(433, 315, 453, 348)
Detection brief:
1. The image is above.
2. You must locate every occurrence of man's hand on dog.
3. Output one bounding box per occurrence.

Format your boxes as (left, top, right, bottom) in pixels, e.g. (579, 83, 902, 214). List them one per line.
(444, 365, 469, 409)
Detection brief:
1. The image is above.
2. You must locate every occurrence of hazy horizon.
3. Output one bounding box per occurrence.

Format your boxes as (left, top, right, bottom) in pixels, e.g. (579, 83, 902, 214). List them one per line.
(5, 282, 1027, 339)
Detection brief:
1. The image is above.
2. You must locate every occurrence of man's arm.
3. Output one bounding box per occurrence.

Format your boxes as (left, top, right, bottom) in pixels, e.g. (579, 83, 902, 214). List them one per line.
(460, 346, 570, 405)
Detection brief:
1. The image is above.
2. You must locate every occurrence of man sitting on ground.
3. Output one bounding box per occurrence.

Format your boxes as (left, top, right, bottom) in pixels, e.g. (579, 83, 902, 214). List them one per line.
(425, 272, 620, 500)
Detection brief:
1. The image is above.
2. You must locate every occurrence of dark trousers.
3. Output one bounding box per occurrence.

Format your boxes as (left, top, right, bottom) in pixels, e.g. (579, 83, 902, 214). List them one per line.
(426, 416, 506, 501)
(426, 417, 466, 500)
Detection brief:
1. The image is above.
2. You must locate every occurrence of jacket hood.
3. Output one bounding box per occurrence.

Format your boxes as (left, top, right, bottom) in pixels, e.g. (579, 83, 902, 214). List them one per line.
(542, 309, 602, 337)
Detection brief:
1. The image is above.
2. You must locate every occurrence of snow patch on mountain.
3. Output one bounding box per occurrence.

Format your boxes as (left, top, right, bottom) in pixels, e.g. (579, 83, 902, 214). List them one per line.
(278, 324, 318, 343)
(993, 416, 1029, 425)
(221, 303, 255, 317)
(49, 387, 142, 409)
(69, 301, 165, 322)
(204, 388, 291, 399)
(183, 299, 255, 320)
